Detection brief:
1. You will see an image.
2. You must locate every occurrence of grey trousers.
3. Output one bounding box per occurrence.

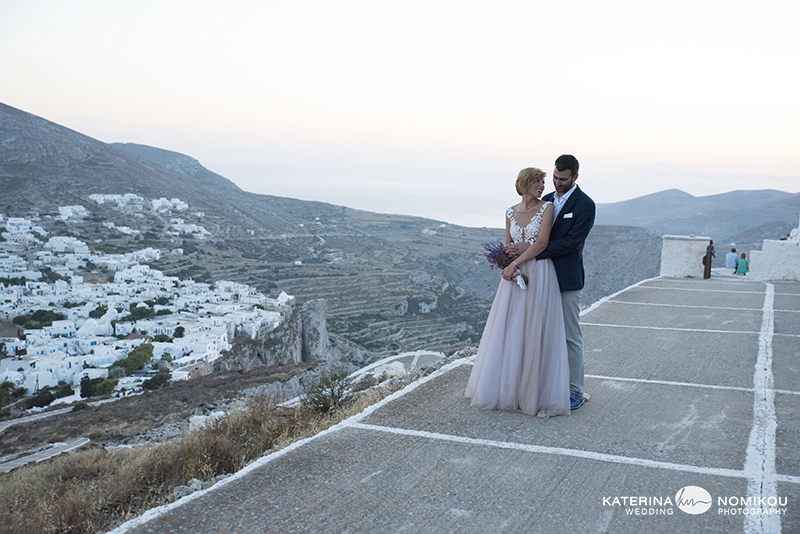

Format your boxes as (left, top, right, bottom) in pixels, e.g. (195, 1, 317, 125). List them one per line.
(561, 290, 584, 394)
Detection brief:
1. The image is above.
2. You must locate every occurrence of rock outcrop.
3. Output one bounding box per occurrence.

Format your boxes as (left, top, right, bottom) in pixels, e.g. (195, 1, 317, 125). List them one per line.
(217, 299, 365, 373)
(300, 299, 334, 363)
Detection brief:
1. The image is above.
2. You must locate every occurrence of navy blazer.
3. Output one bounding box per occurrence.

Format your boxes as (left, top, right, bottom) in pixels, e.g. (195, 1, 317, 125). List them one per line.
(536, 185, 596, 292)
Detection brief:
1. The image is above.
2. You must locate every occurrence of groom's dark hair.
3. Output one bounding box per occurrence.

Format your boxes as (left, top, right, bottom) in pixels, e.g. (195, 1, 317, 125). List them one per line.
(555, 154, 579, 177)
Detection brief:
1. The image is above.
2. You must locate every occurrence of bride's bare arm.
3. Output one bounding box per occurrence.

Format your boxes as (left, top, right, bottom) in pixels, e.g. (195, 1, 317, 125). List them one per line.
(505, 211, 512, 246)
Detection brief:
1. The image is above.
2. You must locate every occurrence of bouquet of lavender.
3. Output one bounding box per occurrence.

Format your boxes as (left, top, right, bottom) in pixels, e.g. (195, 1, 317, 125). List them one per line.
(482, 242, 528, 290)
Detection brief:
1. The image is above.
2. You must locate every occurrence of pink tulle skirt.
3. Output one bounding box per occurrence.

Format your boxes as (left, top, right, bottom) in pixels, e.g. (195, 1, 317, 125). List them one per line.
(465, 257, 570, 417)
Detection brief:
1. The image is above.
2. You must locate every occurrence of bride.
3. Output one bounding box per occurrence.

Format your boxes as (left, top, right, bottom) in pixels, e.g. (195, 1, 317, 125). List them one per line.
(465, 167, 570, 417)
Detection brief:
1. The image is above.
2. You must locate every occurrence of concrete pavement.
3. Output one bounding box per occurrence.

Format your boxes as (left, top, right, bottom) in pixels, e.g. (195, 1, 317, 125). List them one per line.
(111, 276, 800, 533)
(0, 406, 74, 433)
(0, 395, 122, 433)
(0, 437, 91, 473)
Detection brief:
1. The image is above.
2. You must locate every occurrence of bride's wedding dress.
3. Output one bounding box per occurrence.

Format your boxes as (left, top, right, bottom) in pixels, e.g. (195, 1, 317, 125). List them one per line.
(465, 202, 570, 417)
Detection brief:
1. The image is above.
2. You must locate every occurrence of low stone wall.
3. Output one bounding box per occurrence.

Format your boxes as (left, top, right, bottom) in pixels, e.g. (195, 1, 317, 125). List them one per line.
(749, 214, 800, 281)
(660, 235, 711, 278)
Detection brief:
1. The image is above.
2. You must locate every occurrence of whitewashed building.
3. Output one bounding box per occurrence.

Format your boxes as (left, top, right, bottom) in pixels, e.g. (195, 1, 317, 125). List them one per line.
(4, 217, 32, 234)
(0, 254, 27, 274)
(58, 206, 90, 219)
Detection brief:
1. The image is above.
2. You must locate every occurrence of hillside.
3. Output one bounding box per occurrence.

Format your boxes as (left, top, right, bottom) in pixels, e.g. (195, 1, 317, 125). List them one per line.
(0, 102, 661, 359)
(596, 188, 800, 264)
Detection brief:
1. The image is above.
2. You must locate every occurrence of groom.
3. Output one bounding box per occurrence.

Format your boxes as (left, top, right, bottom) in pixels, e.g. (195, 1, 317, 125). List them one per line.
(509, 154, 595, 410)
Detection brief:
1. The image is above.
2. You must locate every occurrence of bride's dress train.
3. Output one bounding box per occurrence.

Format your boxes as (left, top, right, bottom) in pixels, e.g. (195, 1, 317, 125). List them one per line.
(465, 203, 570, 418)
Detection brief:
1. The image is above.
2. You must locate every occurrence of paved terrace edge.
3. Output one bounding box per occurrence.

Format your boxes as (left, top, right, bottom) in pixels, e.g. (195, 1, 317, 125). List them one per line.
(107, 355, 474, 534)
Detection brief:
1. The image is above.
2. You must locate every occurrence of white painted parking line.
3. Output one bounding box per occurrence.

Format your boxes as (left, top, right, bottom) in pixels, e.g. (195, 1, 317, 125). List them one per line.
(605, 298, 798, 314)
(585, 374, 800, 396)
(350, 421, 800, 487)
(459, 364, 799, 396)
(744, 283, 779, 534)
(606, 300, 763, 312)
(580, 323, 759, 335)
(638, 286, 765, 294)
(580, 277, 660, 317)
(586, 374, 754, 393)
(352, 422, 749, 480)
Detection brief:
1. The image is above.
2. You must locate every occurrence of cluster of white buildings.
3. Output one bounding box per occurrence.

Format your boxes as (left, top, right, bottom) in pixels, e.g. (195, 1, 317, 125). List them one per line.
(102, 221, 141, 236)
(90, 194, 189, 213)
(58, 205, 90, 220)
(89, 194, 145, 208)
(1, 235, 293, 396)
(87, 194, 201, 236)
(2, 195, 199, 256)
(5, 217, 32, 234)
(169, 218, 211, 238)
(1, 216, 48, 252)
(151, 198, 189, 211)
(2, 235, 96, 283)
(1, 254, 30, 277)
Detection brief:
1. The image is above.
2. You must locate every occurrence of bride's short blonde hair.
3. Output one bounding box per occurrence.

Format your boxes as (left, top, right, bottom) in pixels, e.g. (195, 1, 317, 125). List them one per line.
(515, 167, 547, 195)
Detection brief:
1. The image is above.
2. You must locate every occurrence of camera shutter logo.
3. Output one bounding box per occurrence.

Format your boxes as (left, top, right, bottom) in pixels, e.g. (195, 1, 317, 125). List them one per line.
(676, 486, 712, 514)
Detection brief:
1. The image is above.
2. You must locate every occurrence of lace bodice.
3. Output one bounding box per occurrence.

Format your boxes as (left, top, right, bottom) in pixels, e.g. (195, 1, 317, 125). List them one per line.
(507, 202, 550, 245)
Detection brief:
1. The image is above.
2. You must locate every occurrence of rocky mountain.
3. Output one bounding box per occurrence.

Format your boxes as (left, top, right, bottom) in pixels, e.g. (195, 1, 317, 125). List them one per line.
(0, 102, 661, 362)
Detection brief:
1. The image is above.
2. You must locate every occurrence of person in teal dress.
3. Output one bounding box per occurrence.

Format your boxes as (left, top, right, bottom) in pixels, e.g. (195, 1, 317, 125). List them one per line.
(736, 252, 749, 275)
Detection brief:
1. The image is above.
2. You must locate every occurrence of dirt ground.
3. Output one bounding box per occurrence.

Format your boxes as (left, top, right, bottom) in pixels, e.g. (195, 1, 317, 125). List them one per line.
(0, 362, 312, 456)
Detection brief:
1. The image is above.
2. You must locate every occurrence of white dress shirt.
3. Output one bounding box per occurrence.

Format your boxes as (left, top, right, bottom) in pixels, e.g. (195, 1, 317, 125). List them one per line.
(553, 183, 578, 218)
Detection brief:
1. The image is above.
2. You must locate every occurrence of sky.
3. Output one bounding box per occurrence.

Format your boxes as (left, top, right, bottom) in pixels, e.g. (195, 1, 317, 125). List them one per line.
(1, 0, 799, 228)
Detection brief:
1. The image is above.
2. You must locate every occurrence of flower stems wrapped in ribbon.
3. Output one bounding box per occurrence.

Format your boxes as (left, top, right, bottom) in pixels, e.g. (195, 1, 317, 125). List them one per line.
(482, 242, 528, 290)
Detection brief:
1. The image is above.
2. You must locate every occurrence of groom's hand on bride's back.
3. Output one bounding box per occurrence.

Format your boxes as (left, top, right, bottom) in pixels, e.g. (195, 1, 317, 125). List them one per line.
(507, 242, 529, 258)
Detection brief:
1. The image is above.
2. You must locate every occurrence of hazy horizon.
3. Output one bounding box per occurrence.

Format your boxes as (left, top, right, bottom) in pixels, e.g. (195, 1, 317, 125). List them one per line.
(202, 151, 800, 228)
(5, 98, 799, 228)
(2, 1, 798, 228)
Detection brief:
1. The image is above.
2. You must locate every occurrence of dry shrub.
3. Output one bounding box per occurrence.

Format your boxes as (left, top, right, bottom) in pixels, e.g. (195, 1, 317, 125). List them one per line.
(0, 384, 405, 534)
(301, 367, 351, 413)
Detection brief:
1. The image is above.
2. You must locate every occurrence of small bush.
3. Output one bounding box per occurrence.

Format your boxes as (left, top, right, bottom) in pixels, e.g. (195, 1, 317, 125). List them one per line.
(12, 309, 66, 330)
(109, 366, 126, 379)
(110, 344, 153, 376)
(88, 305, 107, 319)
(94, 378, 119, 396)
(142, 371, 171, 391)
(80, 376, 105, 398)
(72, 402, 87, 412)
(55, 383, 74, 399)
(25, 386, 57, 408)
(302, 367, 352, 413)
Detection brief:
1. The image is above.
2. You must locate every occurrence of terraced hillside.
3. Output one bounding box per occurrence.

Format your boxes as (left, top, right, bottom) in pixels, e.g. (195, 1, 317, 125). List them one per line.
(147, 219, 504, 357)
